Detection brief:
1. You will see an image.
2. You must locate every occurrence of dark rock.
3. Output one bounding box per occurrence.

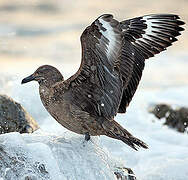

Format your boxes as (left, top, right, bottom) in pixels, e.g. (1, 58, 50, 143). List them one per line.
(0, 94, 39, 134)
(149, 104, 171, 119)
(114, 167, 136, 180)
(149, 104, 188, 133)
(165, 107, 188, 133)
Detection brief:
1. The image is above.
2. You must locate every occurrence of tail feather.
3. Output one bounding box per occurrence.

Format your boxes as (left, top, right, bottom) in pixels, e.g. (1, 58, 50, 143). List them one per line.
(119, 134, 148, 151)
(103, 120, 148, 151)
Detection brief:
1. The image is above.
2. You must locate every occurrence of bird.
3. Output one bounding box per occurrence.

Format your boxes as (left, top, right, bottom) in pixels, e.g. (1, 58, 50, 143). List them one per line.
(21, 14, 184, 150)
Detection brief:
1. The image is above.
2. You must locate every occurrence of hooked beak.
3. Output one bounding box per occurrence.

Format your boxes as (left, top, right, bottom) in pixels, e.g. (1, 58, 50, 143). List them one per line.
(21, 74, 36, 84)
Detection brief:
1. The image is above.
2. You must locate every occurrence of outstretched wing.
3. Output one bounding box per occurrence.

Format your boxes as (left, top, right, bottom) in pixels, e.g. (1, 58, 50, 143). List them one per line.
(118, 14, 185, 113)
(67, 14, 123, 119)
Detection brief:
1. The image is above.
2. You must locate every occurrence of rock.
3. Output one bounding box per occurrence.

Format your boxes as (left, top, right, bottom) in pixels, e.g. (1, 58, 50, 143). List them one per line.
(149, 103, 188, 133)
(148, 104, 171, 119)
(0, 94, 39, 134)
(0, 132, 136, 180)
(114, 167, 136, 180)
(165, 107, 188, 133)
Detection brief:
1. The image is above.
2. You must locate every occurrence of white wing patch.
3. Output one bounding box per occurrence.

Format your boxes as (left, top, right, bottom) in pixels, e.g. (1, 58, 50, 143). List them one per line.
(97, 16, 121, 60)
(142, 16, 154, 35)
(98, 18, 116, 56)
(132, 15, 179, 51)
(135, 16, 161, 50)
(141, 16, 171, 48)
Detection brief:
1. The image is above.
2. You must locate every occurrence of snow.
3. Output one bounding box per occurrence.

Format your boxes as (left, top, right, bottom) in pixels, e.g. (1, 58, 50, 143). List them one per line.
(1, 54, 188, 179)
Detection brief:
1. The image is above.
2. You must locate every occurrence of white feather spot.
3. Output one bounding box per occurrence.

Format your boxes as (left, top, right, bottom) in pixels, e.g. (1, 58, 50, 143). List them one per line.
(101, 103, 104, 107)
(110, 90, 113, 94)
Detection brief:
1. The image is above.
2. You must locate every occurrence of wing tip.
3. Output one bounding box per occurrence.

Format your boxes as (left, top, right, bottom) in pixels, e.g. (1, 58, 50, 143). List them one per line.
(98, 14, 114, 21)
(147, 13, 185, 27)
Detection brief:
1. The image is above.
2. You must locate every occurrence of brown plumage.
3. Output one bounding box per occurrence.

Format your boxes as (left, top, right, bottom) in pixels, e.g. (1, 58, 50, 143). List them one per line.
(21, 14, 184, 150)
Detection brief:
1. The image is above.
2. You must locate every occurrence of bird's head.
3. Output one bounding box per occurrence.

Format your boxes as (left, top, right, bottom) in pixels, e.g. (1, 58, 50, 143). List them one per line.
(21, 65, 64, 86)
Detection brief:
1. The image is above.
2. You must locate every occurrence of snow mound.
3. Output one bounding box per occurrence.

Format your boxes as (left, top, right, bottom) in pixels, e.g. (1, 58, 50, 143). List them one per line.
(0, 131, 131, 180)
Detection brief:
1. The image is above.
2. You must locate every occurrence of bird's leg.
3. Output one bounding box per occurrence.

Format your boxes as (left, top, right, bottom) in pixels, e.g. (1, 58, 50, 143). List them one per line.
(85, 132, 90, 141)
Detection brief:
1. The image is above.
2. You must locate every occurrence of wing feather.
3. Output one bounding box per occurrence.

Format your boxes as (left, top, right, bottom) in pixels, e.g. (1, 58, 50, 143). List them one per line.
(118, 14, 184, 113)
(64, 13, 184, 116)
(67, 14, 123, 118)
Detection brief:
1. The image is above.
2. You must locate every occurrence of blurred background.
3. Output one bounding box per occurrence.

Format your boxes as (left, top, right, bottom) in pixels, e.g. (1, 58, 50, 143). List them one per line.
(0, 0, 187, 82)
(0, 0, 187, 121)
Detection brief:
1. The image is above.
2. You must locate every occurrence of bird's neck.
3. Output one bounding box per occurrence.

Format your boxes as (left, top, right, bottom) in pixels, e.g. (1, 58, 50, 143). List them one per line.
(39, 85, 52, 107)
